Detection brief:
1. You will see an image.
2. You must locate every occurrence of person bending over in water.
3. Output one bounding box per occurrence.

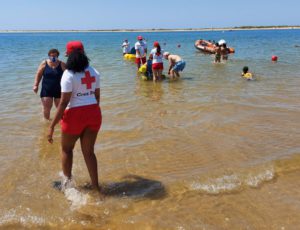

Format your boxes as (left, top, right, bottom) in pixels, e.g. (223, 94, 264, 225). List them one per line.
(163, 52, 186, 79)
(47, 41, 102, 192)
(33, 49, 66, 120)
(241, 66, 253, 80)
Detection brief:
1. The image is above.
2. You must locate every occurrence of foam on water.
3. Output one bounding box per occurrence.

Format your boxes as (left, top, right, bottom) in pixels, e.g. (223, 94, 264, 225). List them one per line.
(245, 169, 274, 187)
(0, 209, 45, 227)
(190, 167, 275, 194)
(59, 172, 89, 211)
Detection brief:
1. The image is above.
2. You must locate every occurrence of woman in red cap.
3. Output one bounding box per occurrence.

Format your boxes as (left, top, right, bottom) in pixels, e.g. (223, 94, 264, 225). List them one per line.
(33, 49, 66, 120)
(47, 41, 102, 192)
(149, 41, 164, 81)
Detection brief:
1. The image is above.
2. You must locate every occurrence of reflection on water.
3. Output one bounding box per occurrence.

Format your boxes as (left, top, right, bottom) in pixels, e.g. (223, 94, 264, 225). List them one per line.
(1, 30, 300, 229)
(135, 81, 164, 101)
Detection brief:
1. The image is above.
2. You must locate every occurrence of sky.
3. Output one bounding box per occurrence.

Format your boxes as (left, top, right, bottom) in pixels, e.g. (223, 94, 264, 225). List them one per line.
(0, 0, 299, 30)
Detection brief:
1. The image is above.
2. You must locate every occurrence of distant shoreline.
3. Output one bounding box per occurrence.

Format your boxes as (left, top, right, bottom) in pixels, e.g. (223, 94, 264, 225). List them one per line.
(1, 26, 300, 33)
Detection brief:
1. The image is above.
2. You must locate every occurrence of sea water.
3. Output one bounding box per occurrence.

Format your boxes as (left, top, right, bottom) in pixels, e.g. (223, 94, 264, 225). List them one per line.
(0, 30, 300, 229)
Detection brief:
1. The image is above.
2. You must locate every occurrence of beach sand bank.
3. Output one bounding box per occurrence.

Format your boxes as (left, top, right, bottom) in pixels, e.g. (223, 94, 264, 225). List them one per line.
(1, 26, 300, 33)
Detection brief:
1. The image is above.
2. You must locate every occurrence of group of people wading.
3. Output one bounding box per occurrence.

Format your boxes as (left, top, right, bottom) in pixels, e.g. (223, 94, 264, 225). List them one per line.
(122, 36, 186, 81)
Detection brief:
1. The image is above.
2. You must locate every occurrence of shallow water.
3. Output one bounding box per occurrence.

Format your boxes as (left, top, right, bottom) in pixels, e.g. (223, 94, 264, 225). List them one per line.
(1, 30, 300, 229)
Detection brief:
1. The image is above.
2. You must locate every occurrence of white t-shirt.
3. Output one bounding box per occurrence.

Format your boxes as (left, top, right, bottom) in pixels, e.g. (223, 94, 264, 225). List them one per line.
(135, 41, 147, 58)
(122, 42, 130, 53)
(150, 48, 164, 64)
(61, 66, 100, 109)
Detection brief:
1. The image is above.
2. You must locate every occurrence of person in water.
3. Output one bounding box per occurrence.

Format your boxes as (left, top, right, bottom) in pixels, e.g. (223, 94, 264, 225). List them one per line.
(220, 43, 229, 61)
(135, 36, 147, 70)
(122, 39, 130, 55)
(149, 41, 164, 81)
(33, 49, 66, 120)
(214, 43, 221, 63)
(163, 52, 186, 79)
(241, 66, 253, 80)
(47, 41, 102, 192)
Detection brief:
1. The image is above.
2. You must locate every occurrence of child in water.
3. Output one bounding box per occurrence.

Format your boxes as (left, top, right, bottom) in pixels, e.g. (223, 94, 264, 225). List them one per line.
(241, 66, 253, 80)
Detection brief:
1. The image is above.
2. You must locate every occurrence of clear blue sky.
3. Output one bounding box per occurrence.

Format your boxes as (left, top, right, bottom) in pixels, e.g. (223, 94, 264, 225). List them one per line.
(0, 0, 299, 30)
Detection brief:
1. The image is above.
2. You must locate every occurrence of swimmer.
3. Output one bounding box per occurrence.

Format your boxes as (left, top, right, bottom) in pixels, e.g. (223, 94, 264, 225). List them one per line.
(241, 66, 253, 80)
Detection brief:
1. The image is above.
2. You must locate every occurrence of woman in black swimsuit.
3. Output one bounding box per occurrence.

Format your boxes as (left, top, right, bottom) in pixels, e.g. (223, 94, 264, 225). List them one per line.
(33, 49, 66, 120)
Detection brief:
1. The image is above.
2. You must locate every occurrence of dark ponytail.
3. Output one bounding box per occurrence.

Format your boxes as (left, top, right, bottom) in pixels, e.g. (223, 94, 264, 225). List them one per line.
(66, 50, 89, 73)
(156, 45, 161, 56)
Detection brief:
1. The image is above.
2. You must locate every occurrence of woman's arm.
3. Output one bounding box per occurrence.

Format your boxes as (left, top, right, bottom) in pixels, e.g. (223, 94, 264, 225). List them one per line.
(47, 92, 72, 143)
(61, 61, 66, 71)
(33, 61, 46, 93)
(95, 88, 100, 105)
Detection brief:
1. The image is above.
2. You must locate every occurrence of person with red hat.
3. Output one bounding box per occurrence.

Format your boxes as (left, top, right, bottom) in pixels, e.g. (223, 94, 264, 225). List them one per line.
(149, 41, 164, 81)
(65, 40, 84, 56)
(135, 35, 147, 71)
(47, 41, 103, 192)
(33, 49, 66, 120)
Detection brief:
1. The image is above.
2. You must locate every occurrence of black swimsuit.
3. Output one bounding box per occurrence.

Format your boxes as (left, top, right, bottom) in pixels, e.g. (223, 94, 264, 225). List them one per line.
(40, 61, 63, 98)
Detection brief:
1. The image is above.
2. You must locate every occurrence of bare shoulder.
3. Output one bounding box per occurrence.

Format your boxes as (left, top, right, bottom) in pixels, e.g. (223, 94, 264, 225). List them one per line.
(38, 60, 47, 70)
(60, 61, 66, 70)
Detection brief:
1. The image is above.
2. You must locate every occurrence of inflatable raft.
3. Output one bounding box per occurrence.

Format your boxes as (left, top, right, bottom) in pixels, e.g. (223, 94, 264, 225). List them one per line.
(123, 53, 136, 61)
(194, 40, 235, 54)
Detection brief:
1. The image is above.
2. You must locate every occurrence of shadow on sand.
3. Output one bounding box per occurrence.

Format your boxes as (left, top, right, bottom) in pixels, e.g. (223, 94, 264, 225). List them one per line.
(53, 175, 167, 200)
(101, 175, 167, 200)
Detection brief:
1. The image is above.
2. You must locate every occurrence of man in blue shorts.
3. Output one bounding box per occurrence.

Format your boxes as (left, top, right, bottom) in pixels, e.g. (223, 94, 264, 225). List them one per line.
(163, 52, 186, 79)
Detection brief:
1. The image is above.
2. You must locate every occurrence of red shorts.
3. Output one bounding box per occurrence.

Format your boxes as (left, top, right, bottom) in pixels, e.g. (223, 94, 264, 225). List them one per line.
(152, 62, 163, 70)
(135, 57, 146, 66)
(60, 104, 102, 135)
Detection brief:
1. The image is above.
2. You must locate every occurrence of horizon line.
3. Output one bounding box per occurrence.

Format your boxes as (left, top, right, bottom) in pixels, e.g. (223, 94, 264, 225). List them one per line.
(1, 25, 300, 33)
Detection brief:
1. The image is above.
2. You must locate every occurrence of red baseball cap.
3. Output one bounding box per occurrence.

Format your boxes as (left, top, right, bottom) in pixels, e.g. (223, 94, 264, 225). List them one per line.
(66, 41, 84, 55)
(153, 41, 159, 47)
(137, 35, 143, 40)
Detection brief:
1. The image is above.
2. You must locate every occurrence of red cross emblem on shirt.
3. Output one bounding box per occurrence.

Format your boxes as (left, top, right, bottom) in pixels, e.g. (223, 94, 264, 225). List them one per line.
(81, 71, 96, 89)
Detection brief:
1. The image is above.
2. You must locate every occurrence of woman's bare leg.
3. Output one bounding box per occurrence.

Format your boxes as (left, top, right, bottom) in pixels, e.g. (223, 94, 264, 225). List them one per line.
(41, 97, 53, 120)
(80, 128, 99, 189)
(61, 132, 80, 179)
(158, 69, 163, 79)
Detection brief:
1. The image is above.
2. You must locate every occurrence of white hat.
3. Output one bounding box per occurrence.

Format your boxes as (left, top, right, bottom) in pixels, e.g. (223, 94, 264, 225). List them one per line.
(218, 39, 226, 45)
(163, 52, 170, 56)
